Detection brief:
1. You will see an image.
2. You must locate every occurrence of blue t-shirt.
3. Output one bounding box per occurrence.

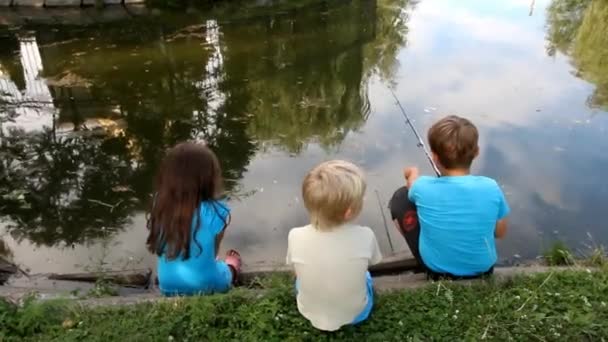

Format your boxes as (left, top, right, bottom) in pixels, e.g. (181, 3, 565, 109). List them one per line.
(409, 175, 510, 276)
(157, 201, 232, 296)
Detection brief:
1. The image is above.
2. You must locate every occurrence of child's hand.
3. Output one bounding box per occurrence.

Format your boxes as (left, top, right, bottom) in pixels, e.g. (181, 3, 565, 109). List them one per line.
(404, 167, 419, 189)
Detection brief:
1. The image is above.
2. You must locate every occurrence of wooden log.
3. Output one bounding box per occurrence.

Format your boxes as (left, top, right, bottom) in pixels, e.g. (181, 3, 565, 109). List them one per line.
(0, 261, 17, 274)
(237, 251, 418, 286)
(0, 257, 19, 285)
(369, 251, 419, 276)
(238, 265, 289, 286)
(0, 274, 11, 285)
(48, 269, 152, 288)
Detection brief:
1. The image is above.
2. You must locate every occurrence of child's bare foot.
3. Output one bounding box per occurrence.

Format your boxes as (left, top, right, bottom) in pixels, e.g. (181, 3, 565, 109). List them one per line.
(225, 249, 242, 284)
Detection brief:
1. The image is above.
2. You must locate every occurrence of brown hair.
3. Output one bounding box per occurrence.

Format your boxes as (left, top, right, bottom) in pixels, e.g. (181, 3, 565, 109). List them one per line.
(146, 142, 227, 260)
(302, 160, 366, 230)
(428, 115, 479, 169)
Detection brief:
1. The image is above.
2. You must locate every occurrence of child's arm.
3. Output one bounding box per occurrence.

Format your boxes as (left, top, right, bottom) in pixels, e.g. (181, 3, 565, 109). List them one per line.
(215, 230, 225, 257)
(286, 231, 298, 276)
(286, 234, 292, 266)
(495, 219, 508, 239)
(214, 211, 232, 257)
(369, 232, 383, 266)
(494, 185, 510, 239)
(404, 167, 420, 189)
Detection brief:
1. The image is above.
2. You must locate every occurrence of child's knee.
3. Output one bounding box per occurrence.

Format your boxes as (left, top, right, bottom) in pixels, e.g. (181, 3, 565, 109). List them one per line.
(389, 186, 410, 218)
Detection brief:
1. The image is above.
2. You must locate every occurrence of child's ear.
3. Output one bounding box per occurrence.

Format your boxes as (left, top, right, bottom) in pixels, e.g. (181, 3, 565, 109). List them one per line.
(474, 146, 480, 158)
(344, 207, 353, 221)
(432, 152, 440, 164)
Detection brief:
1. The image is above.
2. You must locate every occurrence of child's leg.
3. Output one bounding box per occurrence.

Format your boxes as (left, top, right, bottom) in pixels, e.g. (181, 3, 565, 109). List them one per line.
(389, 187, 424, 270)
(351, 272, 374, 325)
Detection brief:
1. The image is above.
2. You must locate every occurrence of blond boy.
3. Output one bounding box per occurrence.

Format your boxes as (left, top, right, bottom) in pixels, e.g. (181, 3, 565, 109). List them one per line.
(286, 160, 382, 331)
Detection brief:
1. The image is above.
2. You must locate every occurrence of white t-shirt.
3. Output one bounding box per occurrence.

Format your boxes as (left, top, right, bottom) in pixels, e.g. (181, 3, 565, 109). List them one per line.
(286, 224, 383, 331)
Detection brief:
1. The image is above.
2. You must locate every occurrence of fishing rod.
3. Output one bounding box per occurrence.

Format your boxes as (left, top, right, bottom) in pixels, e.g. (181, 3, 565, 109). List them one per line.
(388, 88, 442, 177)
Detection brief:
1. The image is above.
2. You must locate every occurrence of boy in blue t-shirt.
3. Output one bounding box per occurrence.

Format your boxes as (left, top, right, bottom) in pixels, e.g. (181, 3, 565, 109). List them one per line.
(389, 115, 510, 279)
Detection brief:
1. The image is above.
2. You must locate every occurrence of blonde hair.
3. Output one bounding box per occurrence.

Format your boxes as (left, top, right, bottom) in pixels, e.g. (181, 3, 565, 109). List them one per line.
(302, 160, 366, 230)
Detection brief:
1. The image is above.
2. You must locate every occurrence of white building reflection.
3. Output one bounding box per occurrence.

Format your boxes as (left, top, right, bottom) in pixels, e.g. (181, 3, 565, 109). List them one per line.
(0, 35, 55, 133)
(194, 20, 226, 143)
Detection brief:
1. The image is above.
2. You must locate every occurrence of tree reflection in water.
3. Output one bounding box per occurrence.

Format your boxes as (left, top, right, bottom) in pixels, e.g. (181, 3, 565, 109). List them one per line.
(546, 0, 608, 109)
(0, 0, 414, 249)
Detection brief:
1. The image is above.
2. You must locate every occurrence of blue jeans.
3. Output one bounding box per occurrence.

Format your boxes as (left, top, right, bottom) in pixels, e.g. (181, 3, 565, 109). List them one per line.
(296, 271, 374, 325)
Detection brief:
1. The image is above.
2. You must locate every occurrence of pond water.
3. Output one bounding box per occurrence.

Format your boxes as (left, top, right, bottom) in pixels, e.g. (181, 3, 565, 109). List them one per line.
(1, 0, 607, 274)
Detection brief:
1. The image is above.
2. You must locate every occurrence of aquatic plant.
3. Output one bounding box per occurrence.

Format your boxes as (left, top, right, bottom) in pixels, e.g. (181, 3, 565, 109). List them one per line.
(542, 241, 576, 266)
(542, 239, 608, 267)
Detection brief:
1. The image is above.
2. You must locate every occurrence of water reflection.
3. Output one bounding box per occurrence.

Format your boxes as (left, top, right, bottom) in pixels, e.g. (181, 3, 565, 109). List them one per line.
(546, 0, 608, 109)
(480, 120, 608, 260)
(0, 0, 414, 264)
(2, 0, 607, 273)
(394, 0, 608, 261)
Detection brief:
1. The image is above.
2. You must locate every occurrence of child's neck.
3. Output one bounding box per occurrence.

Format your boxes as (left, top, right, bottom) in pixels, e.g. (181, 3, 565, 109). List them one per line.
(441, 168, 470, 176)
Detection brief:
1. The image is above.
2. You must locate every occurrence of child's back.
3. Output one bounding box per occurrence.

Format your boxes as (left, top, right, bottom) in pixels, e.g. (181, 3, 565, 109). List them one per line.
(157, 201, 231, 295)
(410, 175, 508, 275)
(391, 116, 510, 279)
(287, 160, 382, 331)
(287, 224, 381, 331)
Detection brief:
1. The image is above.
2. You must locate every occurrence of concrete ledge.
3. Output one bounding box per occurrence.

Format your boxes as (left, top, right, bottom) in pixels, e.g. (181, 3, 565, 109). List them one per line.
(80, 0, 98, 6)
(373, 265, 576, 292)
(0, 275, 147, 304)
(0, 0, 146, 6)
(0, 5, 151, 25)
(1, 266, 586, 307)
(0, 10, 21, 25)
(44, 0, 81, 7)
(12, 0, 44, 6)
(8, 8, 56, 23)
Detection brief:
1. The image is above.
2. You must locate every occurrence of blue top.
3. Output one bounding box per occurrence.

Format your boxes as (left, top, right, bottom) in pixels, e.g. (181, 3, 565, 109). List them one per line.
(157, 201, 232, 296)
(409, 175, 510, 276)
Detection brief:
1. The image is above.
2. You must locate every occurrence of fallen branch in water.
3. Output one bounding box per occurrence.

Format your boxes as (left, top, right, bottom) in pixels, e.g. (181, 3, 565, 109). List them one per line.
(1, 257, 29, 285)
(87, 199, 124, 212)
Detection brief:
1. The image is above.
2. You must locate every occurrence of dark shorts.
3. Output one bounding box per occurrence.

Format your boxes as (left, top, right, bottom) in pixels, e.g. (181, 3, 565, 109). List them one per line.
(389, 186, 494, 281)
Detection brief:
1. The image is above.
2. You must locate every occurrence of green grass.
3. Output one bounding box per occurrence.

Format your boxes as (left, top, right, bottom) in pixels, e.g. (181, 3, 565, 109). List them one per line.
(543, 240, 608, 267)
(2, 270, 608, 341)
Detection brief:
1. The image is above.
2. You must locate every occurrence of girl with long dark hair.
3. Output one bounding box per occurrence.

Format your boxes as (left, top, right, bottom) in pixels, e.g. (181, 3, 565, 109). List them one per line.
(147, 142, 241, 295)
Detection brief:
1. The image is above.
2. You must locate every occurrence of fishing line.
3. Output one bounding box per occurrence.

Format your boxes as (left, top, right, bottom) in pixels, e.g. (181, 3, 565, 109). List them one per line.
(374, 189, 394, 254)
(388, 88, 441, 177)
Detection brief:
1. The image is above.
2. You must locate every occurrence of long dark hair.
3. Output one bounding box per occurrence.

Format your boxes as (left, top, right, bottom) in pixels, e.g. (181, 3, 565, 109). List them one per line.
(146, 142, 225, 260)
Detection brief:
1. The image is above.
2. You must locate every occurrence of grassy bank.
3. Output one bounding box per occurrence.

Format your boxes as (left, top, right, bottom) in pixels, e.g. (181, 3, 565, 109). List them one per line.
(1, 270, 607, 341)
